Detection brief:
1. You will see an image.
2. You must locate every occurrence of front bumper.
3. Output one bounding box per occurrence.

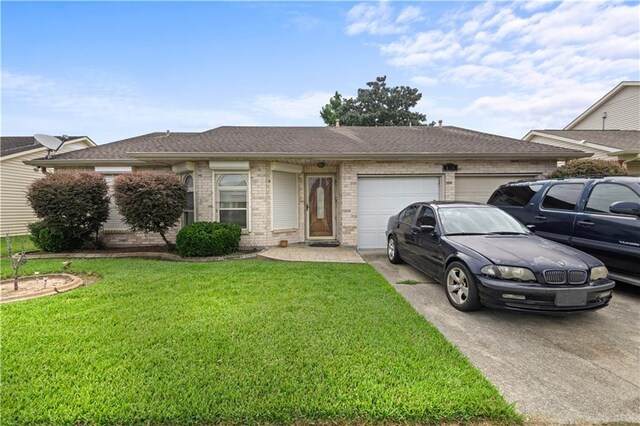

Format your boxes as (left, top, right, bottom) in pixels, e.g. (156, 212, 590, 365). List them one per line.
(476, 275, 616, 313)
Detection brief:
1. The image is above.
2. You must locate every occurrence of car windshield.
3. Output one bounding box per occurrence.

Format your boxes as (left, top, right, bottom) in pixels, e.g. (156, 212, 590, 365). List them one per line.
(438, 207, 530, 235)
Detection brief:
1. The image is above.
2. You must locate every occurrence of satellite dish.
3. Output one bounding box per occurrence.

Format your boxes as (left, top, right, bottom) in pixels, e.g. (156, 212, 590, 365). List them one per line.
(34, 134, 66, 158)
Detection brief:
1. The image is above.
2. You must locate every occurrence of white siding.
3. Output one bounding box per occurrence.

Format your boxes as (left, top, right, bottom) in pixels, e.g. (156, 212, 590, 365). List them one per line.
(0, 141, 92, 236)
(571, 86, 640, 130)
(626, 161, 640, 176)
(271, 171, 298, 230)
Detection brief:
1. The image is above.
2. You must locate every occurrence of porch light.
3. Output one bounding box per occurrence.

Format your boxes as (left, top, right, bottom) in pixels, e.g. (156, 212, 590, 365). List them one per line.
(317, 161, 326, 168)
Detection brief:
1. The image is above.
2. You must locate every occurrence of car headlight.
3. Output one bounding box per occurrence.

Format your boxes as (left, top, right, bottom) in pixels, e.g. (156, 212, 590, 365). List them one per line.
(589, 266, 609, 281)
(481, 265, 537, 282)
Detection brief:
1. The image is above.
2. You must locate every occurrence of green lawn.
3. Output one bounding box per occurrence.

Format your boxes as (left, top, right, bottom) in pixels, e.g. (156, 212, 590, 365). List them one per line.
(1, 258, 520, 425)
(1, 234, 37, 257)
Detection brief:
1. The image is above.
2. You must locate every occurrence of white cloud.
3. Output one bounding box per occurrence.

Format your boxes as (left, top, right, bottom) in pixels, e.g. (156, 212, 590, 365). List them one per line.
(345, 1, 422, 36)
(411, 75, 438, 87)
(361, 1, 640, 135)
(252, 91, 334, 120)
(2, 69, 257, 142)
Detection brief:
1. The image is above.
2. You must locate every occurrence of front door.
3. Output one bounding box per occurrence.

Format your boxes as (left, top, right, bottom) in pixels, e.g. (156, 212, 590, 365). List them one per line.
(307, 176, 334, 238)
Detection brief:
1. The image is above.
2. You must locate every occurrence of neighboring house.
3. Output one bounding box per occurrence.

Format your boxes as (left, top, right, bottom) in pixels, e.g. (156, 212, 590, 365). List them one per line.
(523, 81, 640, 175)
(1, 136, 96, 235)
(26, 126, 585, 249)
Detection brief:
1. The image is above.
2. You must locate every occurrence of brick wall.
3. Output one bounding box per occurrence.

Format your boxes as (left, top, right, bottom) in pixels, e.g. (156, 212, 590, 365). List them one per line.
(337, 159, 557, 246)
(54, 159, 557, 248)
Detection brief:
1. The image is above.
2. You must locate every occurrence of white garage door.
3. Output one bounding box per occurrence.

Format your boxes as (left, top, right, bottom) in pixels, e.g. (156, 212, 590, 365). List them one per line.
(357, 176, 440, 249)
(456, 175, 537, 203)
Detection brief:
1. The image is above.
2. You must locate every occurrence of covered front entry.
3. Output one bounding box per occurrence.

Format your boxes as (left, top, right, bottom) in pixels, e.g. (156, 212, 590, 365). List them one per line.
(357, 176, 440, 249)
(307, 176, 334, 239)
(455, 174, 538, 203)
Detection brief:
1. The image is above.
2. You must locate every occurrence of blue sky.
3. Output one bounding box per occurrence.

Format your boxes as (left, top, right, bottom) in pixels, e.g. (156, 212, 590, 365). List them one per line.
(2, 1, 639, 144)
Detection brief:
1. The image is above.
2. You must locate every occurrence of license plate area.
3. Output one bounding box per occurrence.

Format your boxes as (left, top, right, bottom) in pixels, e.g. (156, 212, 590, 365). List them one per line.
(555, 290, 587, 307)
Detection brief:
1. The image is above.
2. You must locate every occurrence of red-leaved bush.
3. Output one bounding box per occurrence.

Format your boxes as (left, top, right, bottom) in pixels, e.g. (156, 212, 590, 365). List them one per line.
(27, 172, 110, 250)
(547, 158, 628, 178)
(113, 172, 186, 247)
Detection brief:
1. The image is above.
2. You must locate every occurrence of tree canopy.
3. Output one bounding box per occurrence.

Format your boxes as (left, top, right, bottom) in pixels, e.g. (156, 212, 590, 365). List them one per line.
(320, 76, 433, 126)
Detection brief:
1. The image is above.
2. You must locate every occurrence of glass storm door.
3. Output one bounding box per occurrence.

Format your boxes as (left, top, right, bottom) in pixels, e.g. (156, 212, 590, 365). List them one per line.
(307, 176, 334, 238)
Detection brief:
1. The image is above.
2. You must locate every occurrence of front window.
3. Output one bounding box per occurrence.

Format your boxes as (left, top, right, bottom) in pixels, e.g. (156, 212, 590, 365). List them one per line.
(585, 183, 640, 214)
(183, 174, 195, 227)
(439, 207, 529, 235)
(217, 173, 248, 229)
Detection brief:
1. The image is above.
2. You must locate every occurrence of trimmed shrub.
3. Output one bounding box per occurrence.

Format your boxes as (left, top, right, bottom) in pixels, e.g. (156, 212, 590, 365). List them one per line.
(27, 172, 110, 250)
(113, 172, 187, 247)
(547, 158, 628, 179)
(28, 221, 84, 252)
(176, 222, 242, 257)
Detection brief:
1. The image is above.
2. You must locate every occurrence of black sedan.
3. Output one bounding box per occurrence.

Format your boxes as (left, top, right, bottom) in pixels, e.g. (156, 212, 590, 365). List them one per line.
(386, 202, 615, 313)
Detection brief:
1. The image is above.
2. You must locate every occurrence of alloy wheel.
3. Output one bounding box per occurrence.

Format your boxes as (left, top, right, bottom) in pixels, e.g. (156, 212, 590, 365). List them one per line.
(387, 238, 395, 260)
(447, 267, 469, 306)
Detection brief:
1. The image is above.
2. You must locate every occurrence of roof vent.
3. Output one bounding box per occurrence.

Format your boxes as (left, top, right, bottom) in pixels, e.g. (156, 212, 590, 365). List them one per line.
(166, 130, 171, 136)
(438, 120, 443, 127)
(335, 119, 340, 128)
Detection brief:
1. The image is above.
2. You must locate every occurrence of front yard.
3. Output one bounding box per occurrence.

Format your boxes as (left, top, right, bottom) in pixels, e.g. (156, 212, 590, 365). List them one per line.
(0, 258, 520, 424)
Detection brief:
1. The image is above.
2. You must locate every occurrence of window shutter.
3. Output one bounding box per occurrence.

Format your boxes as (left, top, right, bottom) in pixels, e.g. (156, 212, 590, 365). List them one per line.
(272, 171, 298, 230)
(103, 175, 128, 231)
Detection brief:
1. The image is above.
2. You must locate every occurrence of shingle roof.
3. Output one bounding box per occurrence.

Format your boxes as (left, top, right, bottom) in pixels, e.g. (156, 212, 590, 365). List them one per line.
(1, 136, 86, 157)
(533, 130, 640, 152)
(40, 126, 582, 162)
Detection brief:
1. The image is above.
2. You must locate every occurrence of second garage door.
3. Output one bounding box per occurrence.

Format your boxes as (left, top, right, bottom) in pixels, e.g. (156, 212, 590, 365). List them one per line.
(455, 175, 537, 203)
(357, 176, 439, 249)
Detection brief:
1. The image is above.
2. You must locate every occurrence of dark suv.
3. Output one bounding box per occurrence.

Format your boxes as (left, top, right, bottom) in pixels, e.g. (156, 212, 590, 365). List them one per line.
(488, 177, 640, 286)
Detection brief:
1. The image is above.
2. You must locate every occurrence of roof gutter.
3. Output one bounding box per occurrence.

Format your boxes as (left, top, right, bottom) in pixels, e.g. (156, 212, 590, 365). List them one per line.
(24, 158, 149, 167)
(127, 151, 588, 161)
(24, 150, 589, 167)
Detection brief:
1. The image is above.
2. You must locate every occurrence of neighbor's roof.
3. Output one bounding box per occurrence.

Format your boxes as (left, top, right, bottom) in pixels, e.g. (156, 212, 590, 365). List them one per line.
(1, 136, 90, 158)
(27, 126, 586, 165)
(530, 130, 640, 152)
(564, 81, 640, 130)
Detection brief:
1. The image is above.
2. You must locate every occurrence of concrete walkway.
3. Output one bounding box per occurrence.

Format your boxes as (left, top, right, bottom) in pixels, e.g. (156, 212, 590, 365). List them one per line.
(259, 244, 365, 263)
(361, 249, 640, 425)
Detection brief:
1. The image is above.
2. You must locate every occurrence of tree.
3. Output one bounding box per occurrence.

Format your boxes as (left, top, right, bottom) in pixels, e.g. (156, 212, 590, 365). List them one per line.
(113, 172, 186, 247)
(27, 172, 110, 249)
(547, 158, 628, 178)
(5, 236, 27, 291)
(320, 76, 431, 126)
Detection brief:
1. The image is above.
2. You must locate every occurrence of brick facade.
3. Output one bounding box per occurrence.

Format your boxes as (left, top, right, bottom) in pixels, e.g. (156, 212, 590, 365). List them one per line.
(55, 159, 557, 248)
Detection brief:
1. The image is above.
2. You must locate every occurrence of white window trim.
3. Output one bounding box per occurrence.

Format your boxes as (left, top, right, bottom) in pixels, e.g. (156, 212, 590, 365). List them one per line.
(270, 170, 299, 232)
(212, 170, 251, 232)
(180, 172, 196, 228)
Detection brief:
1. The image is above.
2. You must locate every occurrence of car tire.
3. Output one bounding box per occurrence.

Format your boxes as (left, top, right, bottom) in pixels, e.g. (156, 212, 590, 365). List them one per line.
(387, 236, 403, 264)
(445, 261, 481, 311)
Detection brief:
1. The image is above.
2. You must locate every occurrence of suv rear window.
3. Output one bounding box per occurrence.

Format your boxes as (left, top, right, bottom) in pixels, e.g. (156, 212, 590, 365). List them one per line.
(488, 184, 543, 207)
(542, 183, 584, 210)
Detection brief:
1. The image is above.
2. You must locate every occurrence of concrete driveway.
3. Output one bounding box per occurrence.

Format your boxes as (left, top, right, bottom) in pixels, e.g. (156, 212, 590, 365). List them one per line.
(361, 250, 640, 424)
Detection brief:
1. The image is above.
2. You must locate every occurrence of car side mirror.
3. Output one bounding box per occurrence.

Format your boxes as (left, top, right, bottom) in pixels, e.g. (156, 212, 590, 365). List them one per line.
(526, 224, 536, 231)
(420, 225, 435, 233)
(609, 201, 640, 217)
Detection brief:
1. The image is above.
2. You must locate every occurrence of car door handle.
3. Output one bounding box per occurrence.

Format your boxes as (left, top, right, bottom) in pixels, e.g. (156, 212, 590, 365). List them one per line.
(534, 215, 547, 220)
(577, 220, 595, 227)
